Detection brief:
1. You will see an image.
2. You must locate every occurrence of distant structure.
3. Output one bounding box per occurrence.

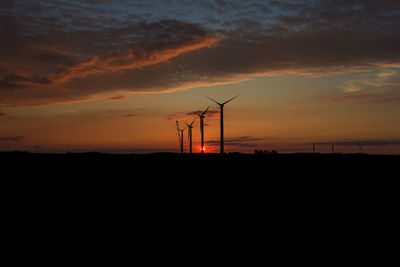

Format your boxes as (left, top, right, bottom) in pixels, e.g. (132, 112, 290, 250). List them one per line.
(193, 106, 209, 153)
(206, 95, 240, 154)
(176, 121, 185, 153)
(358, 142, 363, 153)
(331, 144, 335, 153)
(313, 144, 316, 153)
(184, 120, 195, 154)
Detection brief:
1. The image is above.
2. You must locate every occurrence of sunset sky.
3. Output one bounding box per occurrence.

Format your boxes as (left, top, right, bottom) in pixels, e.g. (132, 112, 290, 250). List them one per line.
(1, 0, 400, 154)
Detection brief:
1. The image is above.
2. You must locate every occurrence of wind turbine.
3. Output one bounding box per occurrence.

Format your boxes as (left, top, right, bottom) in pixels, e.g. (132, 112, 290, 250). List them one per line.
(206, 95, 240, 154)
(176, 121, 185, 153)
(358, 142, 363, 153)
(193, 106, 210, 153)
(184, 120, 195, 154)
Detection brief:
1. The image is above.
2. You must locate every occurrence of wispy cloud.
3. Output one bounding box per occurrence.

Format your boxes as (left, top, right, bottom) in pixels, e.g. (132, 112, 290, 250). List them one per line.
(0, 136, 25, 142)
(206, 136, 262, 147)
(339, 68, 400, 101)
(185, 108, 219, 118)
(166, 112, 187, 121)
(167, 108, 219, 121)
(332, 93, 400, 104)
(314, 140, 400, 146)
(107, 95, 128, 101)
(332, 94, 369, 102)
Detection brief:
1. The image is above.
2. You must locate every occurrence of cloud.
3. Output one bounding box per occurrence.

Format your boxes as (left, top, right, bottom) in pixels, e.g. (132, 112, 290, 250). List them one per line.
(0, 18, 219, 105)
(50, 33, 218, 85)
(332, 67, 400, 103)
(332, 93, 400, 104)
(32, 52, 78, 66)
(206, 136, 262, 147)
(167, 108, 220, 121)
(332, 94, 369, 102)
(0, 111, 5, 116)
(314, 141, 400, 146)
(0, 136, 25, 142)
(107, 95, 128, 101)
(1, 1, 400, 105)
(185, 109, 219, 118)
(166, 112, 186, 121)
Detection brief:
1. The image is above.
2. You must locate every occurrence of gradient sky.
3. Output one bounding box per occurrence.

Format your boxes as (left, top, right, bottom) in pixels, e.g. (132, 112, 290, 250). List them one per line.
(1, 0, 400, 154)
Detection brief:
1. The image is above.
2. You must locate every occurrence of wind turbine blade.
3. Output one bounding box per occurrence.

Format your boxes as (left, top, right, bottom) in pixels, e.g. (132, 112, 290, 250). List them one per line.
(176, 121, 181, 143)
(189, 120, 195, 127)
(205, 96, 222, 106)
(184, 121, 190, 127)
(193, 111, 202, 117)
(201, 106, 210, 116)
(222, 95, 240, 105)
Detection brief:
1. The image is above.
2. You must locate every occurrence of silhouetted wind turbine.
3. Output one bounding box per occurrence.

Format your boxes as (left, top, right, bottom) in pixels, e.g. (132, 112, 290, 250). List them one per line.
(176, 121, 185, 153)
(358, 142, 363, 153)
(206, 95, 240, 154)
(184, 120, 195, 154)
(194, 106, 209, 153)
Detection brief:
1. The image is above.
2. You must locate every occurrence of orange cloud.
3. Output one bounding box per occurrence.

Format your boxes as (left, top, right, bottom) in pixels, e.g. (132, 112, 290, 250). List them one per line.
(107, 95, 128, 101)
(52, 36, 219, 84)
(332, 94, 368, 102)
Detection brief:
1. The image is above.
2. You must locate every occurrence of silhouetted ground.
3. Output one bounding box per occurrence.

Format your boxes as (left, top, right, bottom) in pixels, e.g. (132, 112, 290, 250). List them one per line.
(3, 152, 399, 266)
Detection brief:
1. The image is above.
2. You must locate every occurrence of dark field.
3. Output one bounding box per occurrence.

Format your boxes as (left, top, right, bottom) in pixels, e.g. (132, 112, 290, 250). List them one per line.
(3, 152, 399, 266)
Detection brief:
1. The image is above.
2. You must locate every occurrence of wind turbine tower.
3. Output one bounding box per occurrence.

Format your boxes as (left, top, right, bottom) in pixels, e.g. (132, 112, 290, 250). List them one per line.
(184, 120, 195, 154)
(358, 142, 363, 153)
(194, 106, 209, 153)
(206, 95, 240, 154)
(176, 121, 185, 153)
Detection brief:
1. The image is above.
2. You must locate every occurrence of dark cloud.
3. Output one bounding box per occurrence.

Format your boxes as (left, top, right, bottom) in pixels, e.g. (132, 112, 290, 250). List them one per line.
(185, 109, 219, 117)
(32, 52, 78, 66)
(332, 94, 369, 102)
(107, 95, 127, 101)
(166, 112, 186, 121)
(0, 18, 218, 105)
(167, 108, 219, 121)
(206, 136, 261, 147)
(1, 0, 400, 105)
(0, 136, 25, 141)
(78, 0, 113, 4)
(332, 93, 400, 104)
(314, 141, 400, 146)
